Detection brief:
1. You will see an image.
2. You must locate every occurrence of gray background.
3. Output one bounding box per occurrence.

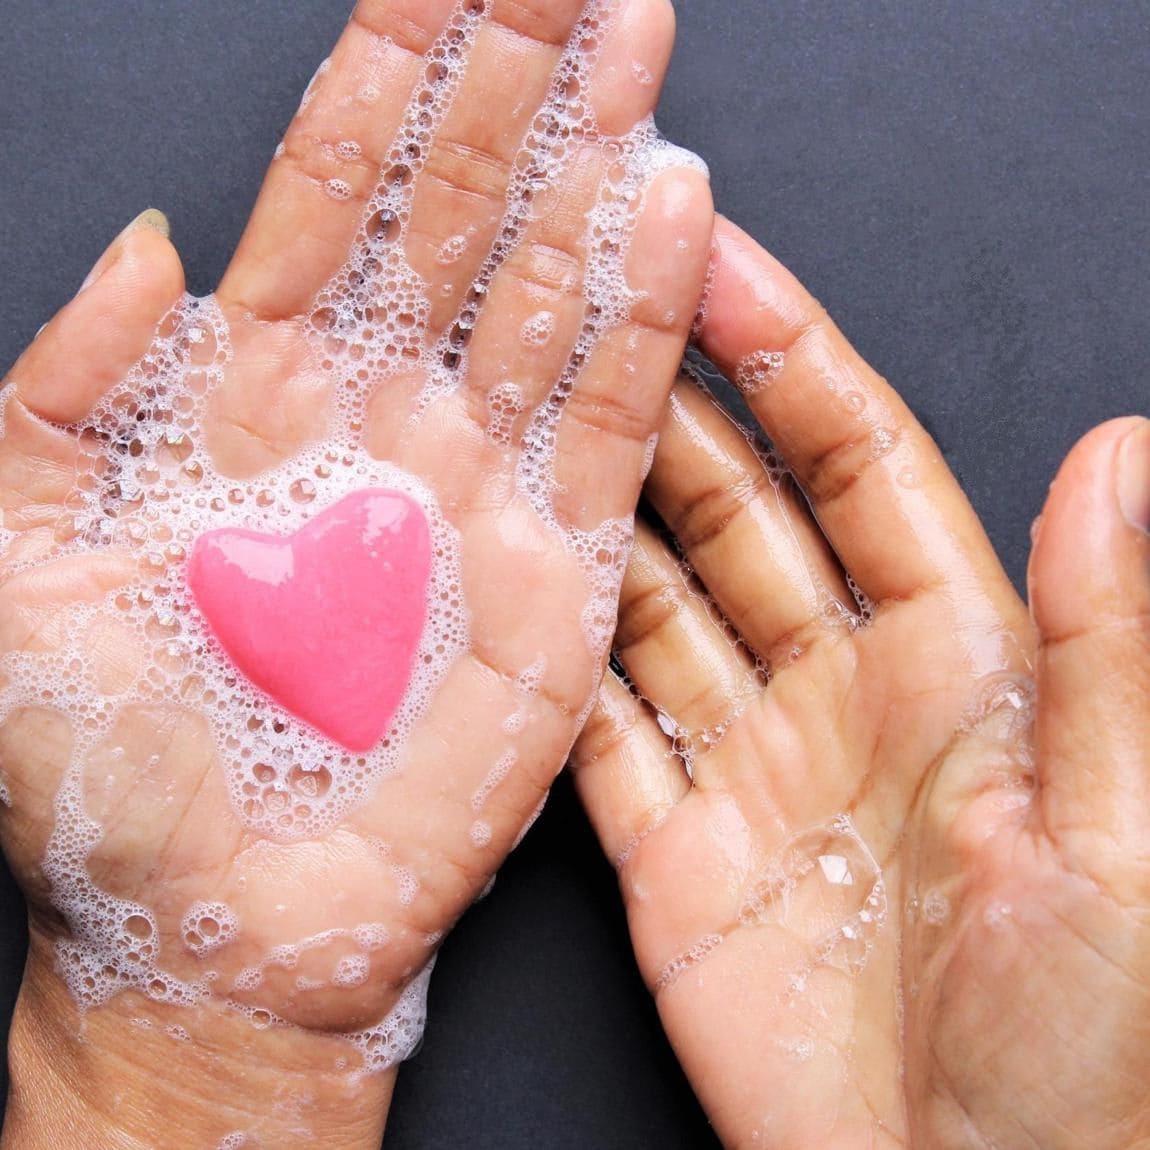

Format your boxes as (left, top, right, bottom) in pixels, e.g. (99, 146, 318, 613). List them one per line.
(1, 1, 1147, 1146)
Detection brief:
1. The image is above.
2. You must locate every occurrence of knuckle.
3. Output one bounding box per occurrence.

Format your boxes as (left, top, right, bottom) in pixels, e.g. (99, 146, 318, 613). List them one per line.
(561, 382, 652, 446)
(423, 136, 511, 204)
(670, 471, 773, 552)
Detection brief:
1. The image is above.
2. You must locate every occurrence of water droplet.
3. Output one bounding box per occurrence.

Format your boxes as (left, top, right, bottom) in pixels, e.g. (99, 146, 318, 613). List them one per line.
(436, 234, 468, 265)
(921, 889, 951, 925)
(817, 854, 854, 886)
(871, 428, 896, 458)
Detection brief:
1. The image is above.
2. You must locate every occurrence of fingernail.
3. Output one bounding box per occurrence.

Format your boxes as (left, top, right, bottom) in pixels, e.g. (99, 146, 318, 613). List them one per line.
(77, 208, 170, 295)
(1116, 420, 1150, 532)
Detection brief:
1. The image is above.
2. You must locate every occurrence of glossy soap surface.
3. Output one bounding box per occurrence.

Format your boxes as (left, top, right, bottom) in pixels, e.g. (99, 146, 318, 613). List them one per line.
(189, 489, 432, 752)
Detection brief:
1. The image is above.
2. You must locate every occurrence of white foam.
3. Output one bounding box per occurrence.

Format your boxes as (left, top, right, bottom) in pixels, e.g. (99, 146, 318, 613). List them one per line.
(333, 955, 370, 988)
(655, 933, 724, 993)
(500, 710, 526, 736)
(734, 349, 785, 395)
(471, 750, 516, 810)
(346, 961, 433, 1077)
(181, 901, 239, 957)
(520, 311, 557, 347)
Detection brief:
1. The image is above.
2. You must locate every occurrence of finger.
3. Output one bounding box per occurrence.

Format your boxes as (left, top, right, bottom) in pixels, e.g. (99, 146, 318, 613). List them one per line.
(699, 217, 1021, 619)
(1031, 418, 1150, 872)
(613, 521, 759, 759)
(548, 165, 714, 531)
(453, 0, 684, 439)
(571, 669, 688, 866)
(217, 0, 461, 319)
(218, 0, 590, 326)
(5, 211, 185, 425)
(647, 380, 855, 668)
(400, 0, 590, 338)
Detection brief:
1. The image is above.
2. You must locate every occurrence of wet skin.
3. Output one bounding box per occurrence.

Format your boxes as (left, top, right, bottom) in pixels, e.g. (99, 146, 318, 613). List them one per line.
(0, 2, 713, 1148)
(574, 218, 1150, 1149)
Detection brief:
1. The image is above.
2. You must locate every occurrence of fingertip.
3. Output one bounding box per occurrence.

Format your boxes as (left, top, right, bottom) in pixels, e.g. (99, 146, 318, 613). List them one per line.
(1031, 417, 1150, 867)
(1030, 416, 1150, 644)
(590, 0, 677, 135)
(700, 217, 818, 370)
(1116, 417, 1150, 534)
(626, 164, 714, 326)
(15, 215, 186, 423)
(114, 219, 186, 307)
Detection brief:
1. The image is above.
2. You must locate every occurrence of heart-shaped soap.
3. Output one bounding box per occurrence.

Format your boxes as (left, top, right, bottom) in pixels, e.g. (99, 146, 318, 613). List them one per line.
(188, 489, 432, 752)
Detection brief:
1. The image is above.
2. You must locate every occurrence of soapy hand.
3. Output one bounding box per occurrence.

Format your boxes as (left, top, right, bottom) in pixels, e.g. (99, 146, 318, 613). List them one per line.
(0, 2, 712, 1147)
(574, 218, 1150, 1149)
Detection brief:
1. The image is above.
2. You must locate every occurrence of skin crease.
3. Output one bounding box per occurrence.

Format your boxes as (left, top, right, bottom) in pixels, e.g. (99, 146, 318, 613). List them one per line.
(573, 218, 1150, 1149)
(0, 1, 714, 1147)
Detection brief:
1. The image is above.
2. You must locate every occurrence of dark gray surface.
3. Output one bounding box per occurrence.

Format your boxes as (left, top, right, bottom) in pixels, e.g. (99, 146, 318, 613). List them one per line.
(1, 1, 1147, 1147)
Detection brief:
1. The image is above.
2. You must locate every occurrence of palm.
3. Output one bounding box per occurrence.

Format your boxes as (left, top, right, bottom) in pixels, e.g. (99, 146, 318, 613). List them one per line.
(0, 0, 710, 1059)
(575, 221, 1150, 1148)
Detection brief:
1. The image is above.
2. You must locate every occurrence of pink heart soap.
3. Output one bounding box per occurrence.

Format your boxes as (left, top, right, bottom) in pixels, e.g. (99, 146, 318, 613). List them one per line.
(188, 489, 432, 752)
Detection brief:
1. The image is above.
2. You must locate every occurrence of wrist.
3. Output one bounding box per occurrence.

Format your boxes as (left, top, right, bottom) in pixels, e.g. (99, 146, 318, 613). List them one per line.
(4, 934, 398, 1150)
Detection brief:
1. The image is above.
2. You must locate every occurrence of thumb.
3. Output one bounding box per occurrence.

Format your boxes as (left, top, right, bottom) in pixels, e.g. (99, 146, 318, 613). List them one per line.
(6, 208, 185, 424)
(1030, 417, 1150, 876)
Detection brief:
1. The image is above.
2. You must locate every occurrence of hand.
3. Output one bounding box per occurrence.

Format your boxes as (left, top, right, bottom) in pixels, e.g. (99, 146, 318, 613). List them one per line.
(574, 217, 1150, 1149)
(0, 2, 712, 1147)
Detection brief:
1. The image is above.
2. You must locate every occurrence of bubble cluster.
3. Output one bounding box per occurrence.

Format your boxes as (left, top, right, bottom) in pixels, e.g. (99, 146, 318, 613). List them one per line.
(485, 382, 528, 446)
(231, 923, 392, 996)
(346, 962, 433, 1076)
(332, 955, 370, 988)
(501, 709, 526, 736)
(472, 750, 516, 810)
(514, 657, 548, 696)
(734, 349, 786, 395)
(691, 239, 721, 338)
(520, 310, 557, 347)
(654, 933, 724, 994)
(181, 901, 239, 957)
(436, 233, 470, 266)
(920, 889, 951, 926)
(845, 574, 876, 626)
(41, 763, 214, 1010)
